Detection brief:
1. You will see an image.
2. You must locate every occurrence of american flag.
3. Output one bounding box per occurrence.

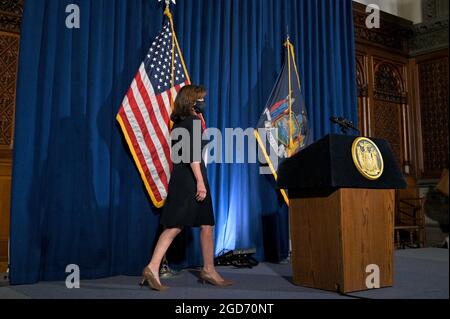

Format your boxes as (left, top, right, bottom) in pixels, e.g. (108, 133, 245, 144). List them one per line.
(117, 15, 190, 208)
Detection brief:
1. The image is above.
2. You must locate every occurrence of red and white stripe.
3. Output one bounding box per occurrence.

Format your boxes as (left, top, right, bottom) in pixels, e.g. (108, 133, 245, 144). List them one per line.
(117, 63, 189, 205)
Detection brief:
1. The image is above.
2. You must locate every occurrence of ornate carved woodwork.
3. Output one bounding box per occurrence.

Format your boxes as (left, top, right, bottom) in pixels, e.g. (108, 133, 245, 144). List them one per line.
(354, 1, 417, 176)
(353, 2, 413, 55)
(356, 53, 370, 137)
(411, 18, 449, 56)
(372, 60, 411, 172)
(0, 0, 23, 14)
(356, 54, 368, 97)
(354, 1, 448, 248)
(422, 0, 449, 22)
(0, 32, 19, 151)
(0, 0, 22, 158)
(371, 100, 403, 167)
(412, 2, 449, 179)
(356, 48, 412, 175)
(373, 61, 407, 104)
(0, 0, 23, 34)
(354, 1, 449, 181)
(416, 53, 449, 178)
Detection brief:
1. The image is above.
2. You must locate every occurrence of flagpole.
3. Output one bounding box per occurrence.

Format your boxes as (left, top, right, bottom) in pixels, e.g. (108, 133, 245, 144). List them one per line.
(162, 2, 176, 109)
(166, 6, 175, 93)
(284, 31, 294, 262)
(285, 37, 294, 156)
(285, 38, 294, 262)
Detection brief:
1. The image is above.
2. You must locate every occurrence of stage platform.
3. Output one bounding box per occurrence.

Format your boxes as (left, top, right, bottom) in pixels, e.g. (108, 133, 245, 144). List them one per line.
(1, 248, 448, 299)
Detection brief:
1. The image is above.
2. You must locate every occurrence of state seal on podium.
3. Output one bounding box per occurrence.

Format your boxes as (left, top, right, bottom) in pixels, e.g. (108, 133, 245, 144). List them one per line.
(352, 137, 384, 180)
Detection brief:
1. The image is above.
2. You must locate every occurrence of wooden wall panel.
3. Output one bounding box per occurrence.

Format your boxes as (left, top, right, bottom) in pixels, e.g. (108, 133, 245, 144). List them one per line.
(354, 1, 449, 182)
(355, 46, 414, 175)
(0, 162, 11, 272)
(353, 1, 432, 245)
(354, 1, 448, 249)
(356, 53, 370, 137)
(371, 100, 404, 166)
(0, 31, 18, 155)
(415, 51, 449, 178)
(0, 0, 22, 274)
(372, 58, 410, 172)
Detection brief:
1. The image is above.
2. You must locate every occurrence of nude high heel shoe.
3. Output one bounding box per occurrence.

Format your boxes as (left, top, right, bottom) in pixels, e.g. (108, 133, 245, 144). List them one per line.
(199, 270, 233, 287)
(140, 267, 169, 291)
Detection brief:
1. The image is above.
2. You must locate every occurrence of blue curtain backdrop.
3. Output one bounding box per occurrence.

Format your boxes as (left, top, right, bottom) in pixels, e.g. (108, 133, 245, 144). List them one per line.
(10, 0, 357, 284)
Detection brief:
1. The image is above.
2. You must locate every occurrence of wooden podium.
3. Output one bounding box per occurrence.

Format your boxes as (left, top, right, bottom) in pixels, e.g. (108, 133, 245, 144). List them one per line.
(277, 134, 406, 293)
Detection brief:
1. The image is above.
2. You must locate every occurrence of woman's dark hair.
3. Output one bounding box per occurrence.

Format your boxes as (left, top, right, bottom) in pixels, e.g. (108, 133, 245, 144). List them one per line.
(171, 85, 206, 123)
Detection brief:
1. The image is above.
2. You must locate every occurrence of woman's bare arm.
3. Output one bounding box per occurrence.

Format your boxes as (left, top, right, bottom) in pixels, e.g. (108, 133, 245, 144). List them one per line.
(191, 162, 207, 201)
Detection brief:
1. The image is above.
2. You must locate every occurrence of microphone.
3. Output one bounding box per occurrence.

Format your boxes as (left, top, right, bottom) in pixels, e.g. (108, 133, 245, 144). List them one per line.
(330, 116, 344, 126)
(330, 116, 360, 134)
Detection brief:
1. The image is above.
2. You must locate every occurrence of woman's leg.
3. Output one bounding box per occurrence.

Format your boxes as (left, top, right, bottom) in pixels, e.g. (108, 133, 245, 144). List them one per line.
(200, 225, 226, 281)
(200, 225, 215, 273)
(146, 227, 183, 284)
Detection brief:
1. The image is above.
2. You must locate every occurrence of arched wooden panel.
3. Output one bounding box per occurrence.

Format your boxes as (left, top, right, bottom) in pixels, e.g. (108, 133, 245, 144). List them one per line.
(373, 61, 406, 102)
(371, 58, 411, 173)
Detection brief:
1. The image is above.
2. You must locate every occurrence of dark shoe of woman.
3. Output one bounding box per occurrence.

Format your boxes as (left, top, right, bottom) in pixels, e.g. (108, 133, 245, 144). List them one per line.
(140, 267, 169, 291)
(198, 270, 233, 287)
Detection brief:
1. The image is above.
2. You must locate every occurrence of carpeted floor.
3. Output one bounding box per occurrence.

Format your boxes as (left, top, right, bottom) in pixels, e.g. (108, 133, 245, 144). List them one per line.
(1, 248, 448, 299)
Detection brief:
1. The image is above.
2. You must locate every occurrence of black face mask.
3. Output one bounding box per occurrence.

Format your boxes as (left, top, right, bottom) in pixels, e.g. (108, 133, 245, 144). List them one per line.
(194, 100, 206, 114)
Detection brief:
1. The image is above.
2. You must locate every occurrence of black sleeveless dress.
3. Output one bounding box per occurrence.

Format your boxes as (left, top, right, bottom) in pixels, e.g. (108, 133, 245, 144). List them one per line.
(160, 115, 215, 228)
